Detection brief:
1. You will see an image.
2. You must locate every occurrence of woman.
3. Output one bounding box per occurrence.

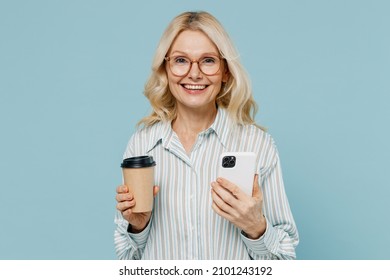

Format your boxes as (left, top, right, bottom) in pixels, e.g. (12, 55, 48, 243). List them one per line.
(115, 11, 299, 260)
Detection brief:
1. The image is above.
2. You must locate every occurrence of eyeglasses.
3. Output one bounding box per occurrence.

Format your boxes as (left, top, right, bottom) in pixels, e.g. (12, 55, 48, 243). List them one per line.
(165, 55, 222, 77)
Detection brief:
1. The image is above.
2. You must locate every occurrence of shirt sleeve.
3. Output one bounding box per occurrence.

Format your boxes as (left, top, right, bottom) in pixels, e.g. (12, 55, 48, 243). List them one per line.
(114, 210, 152, 260)
(241, 139, 299, 260)
(113, 132, 153, 260)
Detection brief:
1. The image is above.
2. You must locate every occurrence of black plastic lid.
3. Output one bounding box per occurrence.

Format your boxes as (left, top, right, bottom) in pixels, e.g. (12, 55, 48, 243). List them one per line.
(121, 156, 156, 168)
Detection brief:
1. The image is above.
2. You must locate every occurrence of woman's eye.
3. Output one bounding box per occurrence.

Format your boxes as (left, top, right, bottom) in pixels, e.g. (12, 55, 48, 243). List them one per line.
(202, 57, 217, 64)
(174, 57, 189, 64)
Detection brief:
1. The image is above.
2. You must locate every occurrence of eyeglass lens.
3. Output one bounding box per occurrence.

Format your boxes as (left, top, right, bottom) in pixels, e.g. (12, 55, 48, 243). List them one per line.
(168, 56, 221, 76)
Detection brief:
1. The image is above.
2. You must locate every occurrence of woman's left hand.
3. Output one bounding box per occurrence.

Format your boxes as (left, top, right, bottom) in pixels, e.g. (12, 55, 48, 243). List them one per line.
(211, 174, 267, 239)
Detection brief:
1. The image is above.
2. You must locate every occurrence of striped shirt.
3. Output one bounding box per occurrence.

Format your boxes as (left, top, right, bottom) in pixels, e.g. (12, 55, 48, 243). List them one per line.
(114, 108, 299, 259)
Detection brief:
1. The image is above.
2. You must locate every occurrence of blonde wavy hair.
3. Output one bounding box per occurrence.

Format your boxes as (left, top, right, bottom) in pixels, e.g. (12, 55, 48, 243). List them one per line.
(139, 11, 259, 127)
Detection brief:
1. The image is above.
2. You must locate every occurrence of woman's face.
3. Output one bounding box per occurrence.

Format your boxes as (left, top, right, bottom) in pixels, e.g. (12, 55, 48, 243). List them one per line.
(166, 30, 228, 113)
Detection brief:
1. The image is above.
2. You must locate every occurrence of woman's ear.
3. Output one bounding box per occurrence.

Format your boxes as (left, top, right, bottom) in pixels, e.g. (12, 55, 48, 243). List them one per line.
(222, 60, 230, 83)
(222, 72, 229, 83)
(222, 67, 229, 83)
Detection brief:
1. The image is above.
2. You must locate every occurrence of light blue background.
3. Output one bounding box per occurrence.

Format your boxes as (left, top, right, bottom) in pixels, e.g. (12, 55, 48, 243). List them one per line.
(1, 0, 389, 259)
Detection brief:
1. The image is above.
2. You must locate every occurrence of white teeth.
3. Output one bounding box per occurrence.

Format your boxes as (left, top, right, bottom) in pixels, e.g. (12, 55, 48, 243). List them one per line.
(183, 84, 207, 90)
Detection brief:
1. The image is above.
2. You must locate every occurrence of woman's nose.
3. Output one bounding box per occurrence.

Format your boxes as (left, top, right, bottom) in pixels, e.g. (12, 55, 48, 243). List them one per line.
(188, 62, 202, 79)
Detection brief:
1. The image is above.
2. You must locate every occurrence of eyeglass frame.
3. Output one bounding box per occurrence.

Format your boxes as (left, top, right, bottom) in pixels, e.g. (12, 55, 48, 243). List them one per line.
(164, 55, 225, 77)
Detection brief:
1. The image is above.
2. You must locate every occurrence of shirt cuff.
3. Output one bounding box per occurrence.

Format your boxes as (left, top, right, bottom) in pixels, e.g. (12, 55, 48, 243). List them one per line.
(241, 217, 279, 256)
(128, 217, 153, 248)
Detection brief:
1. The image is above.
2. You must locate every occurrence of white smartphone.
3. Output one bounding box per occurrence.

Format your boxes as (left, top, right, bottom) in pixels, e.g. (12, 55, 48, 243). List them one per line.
(217, 152, 256, 196)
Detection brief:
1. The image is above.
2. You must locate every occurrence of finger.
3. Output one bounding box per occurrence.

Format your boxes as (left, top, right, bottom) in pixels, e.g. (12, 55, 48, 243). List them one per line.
(116, 200, 135, 212)
(116, 185, 128, 194)
(252, 174, 263, 200)
(153, 185, 160, 197)
(216, 177, 246, 200)
(115, 192, 133, 203)
(252, 174, 259, 197)
(211, 181, 238, 207)
(122, 208, 133, 218)
(211, 188, 234, 214)
(211, 201, 234, 221)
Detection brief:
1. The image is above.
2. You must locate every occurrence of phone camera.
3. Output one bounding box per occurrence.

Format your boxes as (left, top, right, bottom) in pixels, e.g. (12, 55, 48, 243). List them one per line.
(222, 156, 236, 168)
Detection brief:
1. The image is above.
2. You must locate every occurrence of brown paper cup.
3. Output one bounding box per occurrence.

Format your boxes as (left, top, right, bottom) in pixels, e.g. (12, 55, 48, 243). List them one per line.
(121, 156, 156, 213)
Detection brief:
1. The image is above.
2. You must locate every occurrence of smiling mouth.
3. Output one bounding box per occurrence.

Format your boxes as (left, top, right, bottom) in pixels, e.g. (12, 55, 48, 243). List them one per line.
(182, 84, 208, 90)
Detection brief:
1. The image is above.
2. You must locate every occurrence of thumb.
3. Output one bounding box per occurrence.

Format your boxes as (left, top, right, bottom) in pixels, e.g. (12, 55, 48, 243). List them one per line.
(153, 185, 160, 197)
(252, 174, 261, 199)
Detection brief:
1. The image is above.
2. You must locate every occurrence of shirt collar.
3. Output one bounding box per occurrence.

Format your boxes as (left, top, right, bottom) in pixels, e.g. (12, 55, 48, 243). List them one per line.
(208, 107, 233, 148)
(145, 107, 233, 153)
(144, 120, 173, 153)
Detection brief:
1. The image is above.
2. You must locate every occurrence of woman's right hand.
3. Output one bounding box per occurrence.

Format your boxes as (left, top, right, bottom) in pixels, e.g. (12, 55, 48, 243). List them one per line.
(115, 185, 159, 233)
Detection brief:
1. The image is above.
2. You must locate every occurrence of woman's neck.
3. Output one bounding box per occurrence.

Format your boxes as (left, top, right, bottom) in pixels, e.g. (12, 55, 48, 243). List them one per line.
(171, 105, 218, 154)
(172, 105, 217, 135)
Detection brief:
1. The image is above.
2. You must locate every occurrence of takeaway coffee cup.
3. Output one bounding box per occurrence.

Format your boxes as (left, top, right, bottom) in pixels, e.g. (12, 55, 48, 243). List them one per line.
(121, 156, 156, 213)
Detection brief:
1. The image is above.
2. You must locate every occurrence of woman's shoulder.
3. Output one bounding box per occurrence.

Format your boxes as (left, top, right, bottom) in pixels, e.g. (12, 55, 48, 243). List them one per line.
(125, 121, 168, 155)
(130, 121, 164, 144)
(234, 123, 279, 160)
(132, 121, 163, 137)
(238, 123, 275, 144)
(236, 124, 282, 175)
